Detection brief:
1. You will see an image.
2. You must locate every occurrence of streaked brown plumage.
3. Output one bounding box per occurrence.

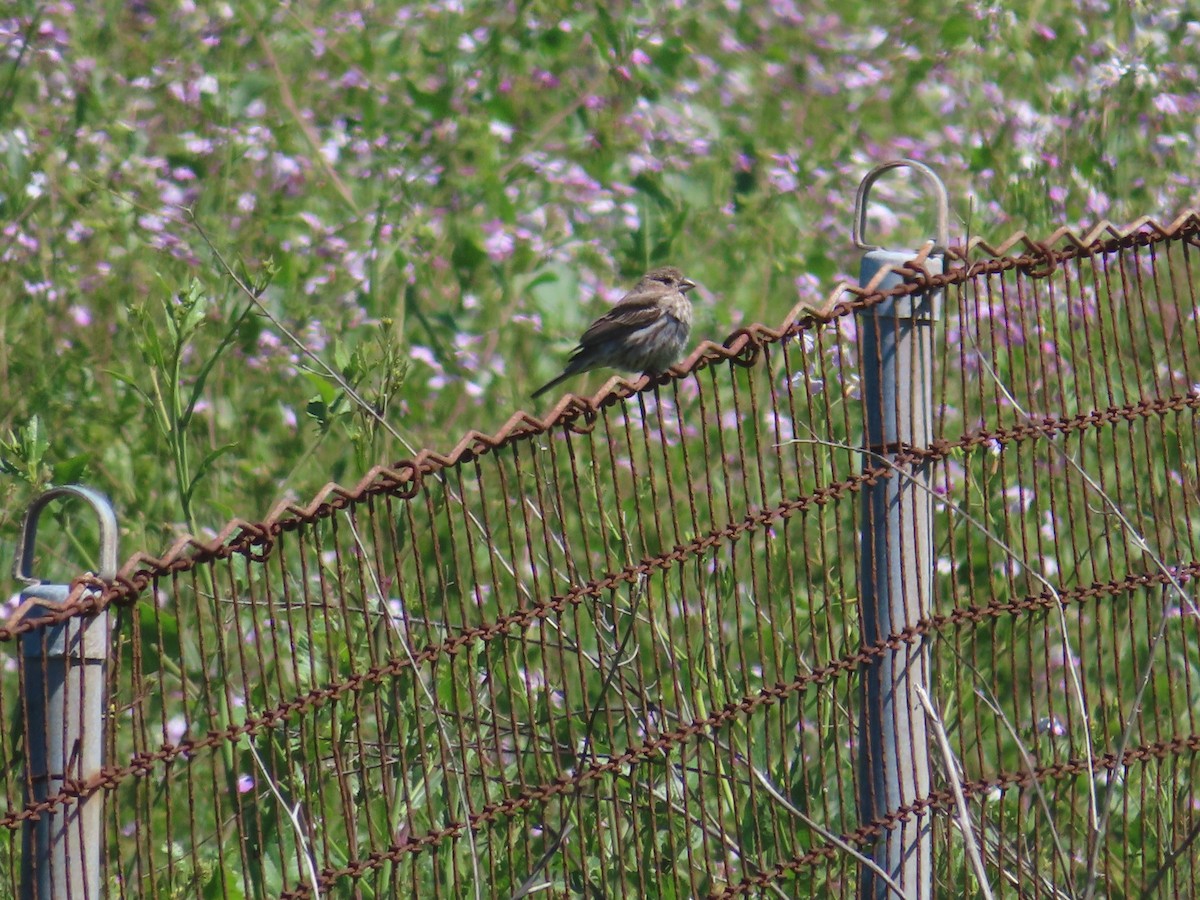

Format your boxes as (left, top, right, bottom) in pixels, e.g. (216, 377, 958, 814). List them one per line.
(531, 266, 697, 399)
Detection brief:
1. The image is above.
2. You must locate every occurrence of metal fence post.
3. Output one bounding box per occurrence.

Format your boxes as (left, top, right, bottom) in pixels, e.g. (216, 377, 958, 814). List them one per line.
(853, 160, 946, 899)
(13, 485, 118, 900)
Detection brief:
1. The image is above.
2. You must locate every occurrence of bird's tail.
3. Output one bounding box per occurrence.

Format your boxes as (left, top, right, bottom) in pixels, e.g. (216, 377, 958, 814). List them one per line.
(530, 371, 573, 399)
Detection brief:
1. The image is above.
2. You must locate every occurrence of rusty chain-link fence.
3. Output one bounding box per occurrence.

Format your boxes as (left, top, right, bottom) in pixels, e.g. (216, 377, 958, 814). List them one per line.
(4, 208, 1200, 898)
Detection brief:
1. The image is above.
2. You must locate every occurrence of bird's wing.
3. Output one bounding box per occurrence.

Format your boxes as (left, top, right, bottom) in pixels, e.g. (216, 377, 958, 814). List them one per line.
(576, 292, 667, 348)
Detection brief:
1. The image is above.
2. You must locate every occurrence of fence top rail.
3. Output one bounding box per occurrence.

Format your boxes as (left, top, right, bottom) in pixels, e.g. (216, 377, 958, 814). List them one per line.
(3, 208, 1197, 640)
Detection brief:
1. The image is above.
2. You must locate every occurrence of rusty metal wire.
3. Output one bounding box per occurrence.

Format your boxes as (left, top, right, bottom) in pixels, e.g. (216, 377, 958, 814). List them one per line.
(3, 210, 1200, 898)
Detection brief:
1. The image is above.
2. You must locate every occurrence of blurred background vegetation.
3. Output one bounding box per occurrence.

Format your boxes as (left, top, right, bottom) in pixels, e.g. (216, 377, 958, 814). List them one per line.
(0, 0, 1196, 563)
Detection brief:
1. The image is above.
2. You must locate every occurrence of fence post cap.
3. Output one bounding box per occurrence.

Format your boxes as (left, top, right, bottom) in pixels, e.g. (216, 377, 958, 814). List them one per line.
(853, 158, 949, 252)
(12, 484, 119, 586)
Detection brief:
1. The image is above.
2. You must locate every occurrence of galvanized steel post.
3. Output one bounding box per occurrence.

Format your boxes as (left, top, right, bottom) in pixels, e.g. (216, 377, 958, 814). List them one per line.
(14, 486, 118, 900)
(853, 160, 945, 900)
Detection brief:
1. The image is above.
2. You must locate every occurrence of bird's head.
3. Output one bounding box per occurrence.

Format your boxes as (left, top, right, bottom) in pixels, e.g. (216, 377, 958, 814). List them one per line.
(644, 266, 697, 293)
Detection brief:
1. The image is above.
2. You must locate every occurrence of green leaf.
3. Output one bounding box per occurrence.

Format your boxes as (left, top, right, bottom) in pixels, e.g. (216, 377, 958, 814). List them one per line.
(105, 369, 156, 408)
(184, 443, 238, 503)
(22, 416, 47, 466)
(51, 454, 90, 484)
(301, 370, 338, 404)
(202, 864, 245, 900)
(305, 397, 330, 427)
(0, 417, 51, 485)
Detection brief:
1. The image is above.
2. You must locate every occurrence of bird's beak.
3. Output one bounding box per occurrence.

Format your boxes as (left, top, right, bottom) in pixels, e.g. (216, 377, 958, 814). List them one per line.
(680, 278, 696, 293)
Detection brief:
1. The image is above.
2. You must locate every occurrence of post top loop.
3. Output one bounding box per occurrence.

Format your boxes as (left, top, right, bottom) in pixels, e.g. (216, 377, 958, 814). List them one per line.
(853, 159, 949, 252)
(13, 485, 119, 585)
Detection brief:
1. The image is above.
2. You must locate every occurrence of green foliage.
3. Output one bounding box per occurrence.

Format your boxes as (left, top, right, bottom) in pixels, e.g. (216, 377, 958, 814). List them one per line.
(1, 0, 1197, 897)
(0, 0, 1193, 540)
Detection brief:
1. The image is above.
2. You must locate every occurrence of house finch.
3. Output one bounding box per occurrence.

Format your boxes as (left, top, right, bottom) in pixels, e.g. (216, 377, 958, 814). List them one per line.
(531, 266, 697, 399)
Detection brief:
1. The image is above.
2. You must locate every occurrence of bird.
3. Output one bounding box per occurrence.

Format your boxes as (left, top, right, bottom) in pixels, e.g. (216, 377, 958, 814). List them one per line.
(531, 266, 697, 399)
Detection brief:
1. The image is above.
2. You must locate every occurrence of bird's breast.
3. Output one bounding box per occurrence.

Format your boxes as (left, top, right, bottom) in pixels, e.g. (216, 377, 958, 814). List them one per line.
(662, 293, 694, 329)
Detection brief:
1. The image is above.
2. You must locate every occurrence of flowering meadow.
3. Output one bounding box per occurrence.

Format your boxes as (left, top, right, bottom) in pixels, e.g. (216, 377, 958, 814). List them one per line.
(2, 2, 1200, 896)
(1, 1, 1196, 553)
